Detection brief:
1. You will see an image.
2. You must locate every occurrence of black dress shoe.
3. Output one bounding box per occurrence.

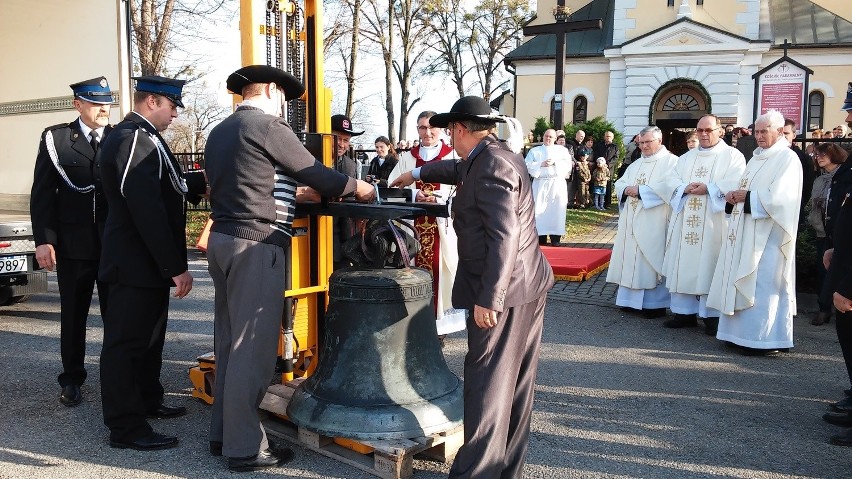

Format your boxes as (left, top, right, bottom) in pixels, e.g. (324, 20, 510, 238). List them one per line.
(228, 447, 295, 472)
(829, 428, 852, 447)
(59, 384, 82, 407)
(147, 403, 187, 419)
(738, 347, 782, 357)
(642, 308, 667, 319)
(663, 314, 697, 328)
(832, 396, 852, 413)
(703, 317, 719, 336)
(210, 440, 223, 457)
(109, 431, 178, 451)
(823, 412, 852, 427)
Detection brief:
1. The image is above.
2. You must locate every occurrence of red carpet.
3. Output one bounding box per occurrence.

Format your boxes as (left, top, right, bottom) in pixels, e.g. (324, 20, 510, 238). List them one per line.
(541, 246, 611, 281)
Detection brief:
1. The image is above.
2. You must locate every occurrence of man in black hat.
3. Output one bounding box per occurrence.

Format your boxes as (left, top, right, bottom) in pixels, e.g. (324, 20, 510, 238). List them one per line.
(98, 75, 201, 451)
(391, 96, 554, 478)
(330, 113, 365, 269)
(205, 65, 375, 472)
(30, 76, 114, 407)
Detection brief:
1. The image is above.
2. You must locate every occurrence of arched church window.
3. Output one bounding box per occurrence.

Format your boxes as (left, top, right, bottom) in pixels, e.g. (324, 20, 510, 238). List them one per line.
(573, 95, 587, 124)
(662, 93, 700, 111)
(808, 91, 824, 131)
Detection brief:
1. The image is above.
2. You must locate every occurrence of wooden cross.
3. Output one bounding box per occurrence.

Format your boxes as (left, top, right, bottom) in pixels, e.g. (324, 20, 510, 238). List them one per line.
(523, 2, 603, 128)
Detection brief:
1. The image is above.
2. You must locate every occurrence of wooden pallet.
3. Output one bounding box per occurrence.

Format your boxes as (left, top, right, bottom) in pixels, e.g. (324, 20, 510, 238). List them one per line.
(260, 380, 464, 479)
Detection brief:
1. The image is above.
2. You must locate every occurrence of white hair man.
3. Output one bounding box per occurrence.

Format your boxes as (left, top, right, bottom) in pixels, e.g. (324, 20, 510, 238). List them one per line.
(606, 126, 678, 318)
(661, 115, 746, 334)
(707, 110, 803, 356)
(526, 128, 573, 246)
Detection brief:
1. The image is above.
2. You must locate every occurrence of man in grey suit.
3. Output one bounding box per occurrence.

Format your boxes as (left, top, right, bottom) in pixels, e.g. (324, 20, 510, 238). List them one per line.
(392, 96, 554, 478)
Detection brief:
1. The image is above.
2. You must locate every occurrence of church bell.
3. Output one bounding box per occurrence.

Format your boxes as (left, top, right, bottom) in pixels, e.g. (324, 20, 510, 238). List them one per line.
(286, 267, 464, 440)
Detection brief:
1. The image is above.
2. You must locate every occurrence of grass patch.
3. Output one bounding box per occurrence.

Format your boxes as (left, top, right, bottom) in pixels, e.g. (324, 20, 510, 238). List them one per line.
(564, 206, 617, 241)
(186, 210, 210, 248)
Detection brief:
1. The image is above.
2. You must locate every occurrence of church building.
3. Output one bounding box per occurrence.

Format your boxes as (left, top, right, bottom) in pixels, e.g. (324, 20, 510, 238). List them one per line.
(503, 0, 852, 148)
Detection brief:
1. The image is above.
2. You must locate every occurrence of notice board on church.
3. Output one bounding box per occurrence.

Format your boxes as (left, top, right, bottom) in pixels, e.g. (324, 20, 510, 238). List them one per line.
(752, 54, 813, 134)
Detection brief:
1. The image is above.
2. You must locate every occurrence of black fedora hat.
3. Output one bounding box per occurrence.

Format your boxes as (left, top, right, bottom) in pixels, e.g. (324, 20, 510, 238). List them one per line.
(429, 96, 505, 128)
(331, 114, 364, 136)
(226, 65, 305, 101)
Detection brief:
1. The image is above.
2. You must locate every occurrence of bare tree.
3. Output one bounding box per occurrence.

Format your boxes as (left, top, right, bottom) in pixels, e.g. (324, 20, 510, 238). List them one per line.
(165, 86, 231, 153)
(346, 0, 364, 117)
(421, 0, 530, 101)
(421, 0, 471, 99)
(129, 0, 233, 77)
(469, 0, 530, 101)
(362, 0, 396, 141)
(392, 0, 430, 141)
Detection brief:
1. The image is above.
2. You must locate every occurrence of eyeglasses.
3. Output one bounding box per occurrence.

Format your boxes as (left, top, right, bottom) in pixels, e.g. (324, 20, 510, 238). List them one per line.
(695, 127, 720, 134)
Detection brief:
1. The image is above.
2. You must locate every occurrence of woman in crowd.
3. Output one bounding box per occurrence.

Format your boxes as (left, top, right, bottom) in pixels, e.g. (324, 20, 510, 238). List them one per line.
(366, 136, 399, 187)
(811, 142, 850, 325)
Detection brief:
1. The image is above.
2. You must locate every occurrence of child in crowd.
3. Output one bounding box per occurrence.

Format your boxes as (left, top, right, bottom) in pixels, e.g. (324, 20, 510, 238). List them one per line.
(592, 157, 609, 210)
(576, 152, 591, 207)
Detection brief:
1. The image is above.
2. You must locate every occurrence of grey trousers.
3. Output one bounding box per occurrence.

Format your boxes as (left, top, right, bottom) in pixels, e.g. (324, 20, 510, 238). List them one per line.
(207, 232, 287, 458)
(449, 293, 547, 479)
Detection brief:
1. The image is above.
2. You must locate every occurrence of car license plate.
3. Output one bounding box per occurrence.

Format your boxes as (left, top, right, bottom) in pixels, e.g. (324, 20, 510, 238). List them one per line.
(0, 255, 27, 274)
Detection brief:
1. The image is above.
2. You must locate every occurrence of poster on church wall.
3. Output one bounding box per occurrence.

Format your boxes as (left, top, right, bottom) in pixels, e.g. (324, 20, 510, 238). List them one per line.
(755, 61, 808, 134)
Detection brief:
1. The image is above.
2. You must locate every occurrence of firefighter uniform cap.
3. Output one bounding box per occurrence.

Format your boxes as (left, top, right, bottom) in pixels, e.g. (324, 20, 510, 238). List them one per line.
(70, 76, 113, 105)
(132, 75, 186, 108)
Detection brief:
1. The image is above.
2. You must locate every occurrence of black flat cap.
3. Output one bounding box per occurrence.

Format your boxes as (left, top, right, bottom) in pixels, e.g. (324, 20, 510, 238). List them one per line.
(429, 96, 505, 128)
(132, 75, 186, 108)
(226, 65, 305, 101)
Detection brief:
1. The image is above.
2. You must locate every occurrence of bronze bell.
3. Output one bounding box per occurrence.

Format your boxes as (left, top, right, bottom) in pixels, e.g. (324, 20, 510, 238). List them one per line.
(286, 267, 464, 440)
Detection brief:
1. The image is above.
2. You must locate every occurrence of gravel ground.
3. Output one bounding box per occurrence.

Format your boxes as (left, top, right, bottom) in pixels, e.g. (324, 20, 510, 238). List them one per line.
(0, 250, 848, 478)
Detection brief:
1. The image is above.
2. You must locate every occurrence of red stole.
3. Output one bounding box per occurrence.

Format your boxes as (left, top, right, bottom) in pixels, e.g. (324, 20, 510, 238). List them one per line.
(411, 142, 454, 311)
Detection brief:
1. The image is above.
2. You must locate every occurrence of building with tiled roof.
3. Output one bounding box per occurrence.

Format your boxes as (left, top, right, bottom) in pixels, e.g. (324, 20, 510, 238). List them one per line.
(502, 0, 852, 151)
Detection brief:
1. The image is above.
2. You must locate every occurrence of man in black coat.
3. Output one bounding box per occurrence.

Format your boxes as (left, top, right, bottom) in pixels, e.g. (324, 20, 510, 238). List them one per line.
(782, 118, 815, 217)
(30, 76, 114, 407)
(98, 76, 199, 451)
(821, 82, 852, 446)
(392, 96, 554, 478)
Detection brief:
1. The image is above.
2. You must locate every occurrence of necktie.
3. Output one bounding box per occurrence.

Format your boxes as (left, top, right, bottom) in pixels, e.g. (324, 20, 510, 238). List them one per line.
(90, 130, 99, 153)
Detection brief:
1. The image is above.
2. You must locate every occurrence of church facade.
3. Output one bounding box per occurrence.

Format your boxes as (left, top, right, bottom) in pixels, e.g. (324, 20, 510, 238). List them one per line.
(504, 0, 852, 145)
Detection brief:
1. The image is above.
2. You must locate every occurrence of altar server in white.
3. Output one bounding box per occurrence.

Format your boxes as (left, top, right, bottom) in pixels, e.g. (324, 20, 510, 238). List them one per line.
(662, 115, 746, 335)
(526, 129, 573, 246)
(607, 126, 678, 318)
(707, 110, 802, 355)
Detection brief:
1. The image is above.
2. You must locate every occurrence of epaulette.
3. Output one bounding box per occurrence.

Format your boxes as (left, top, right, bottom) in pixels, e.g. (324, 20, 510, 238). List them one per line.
(43, 122, 71, 132)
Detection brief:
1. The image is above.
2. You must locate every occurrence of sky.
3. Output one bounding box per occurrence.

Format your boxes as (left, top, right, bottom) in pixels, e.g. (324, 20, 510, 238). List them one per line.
(191, 7, 461, 149)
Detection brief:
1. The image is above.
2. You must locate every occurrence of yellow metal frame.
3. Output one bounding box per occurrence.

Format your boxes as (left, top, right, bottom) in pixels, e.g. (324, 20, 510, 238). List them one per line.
(238, 0, 334, 382)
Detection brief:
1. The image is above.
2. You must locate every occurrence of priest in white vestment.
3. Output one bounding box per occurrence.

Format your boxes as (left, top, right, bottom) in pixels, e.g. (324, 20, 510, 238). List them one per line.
(526, 129, 573, 246)
(707, 110, 802, 354)
(662, 115, 746, 334)
(607, 126, 679, 318)
(388, 110, 465, 336)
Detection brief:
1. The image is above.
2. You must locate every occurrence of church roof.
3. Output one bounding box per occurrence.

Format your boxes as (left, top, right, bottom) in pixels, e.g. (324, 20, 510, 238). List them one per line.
(505, 0, 851, 67)
(504, 0, 615, 66)
(769, 0, 852, 46)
